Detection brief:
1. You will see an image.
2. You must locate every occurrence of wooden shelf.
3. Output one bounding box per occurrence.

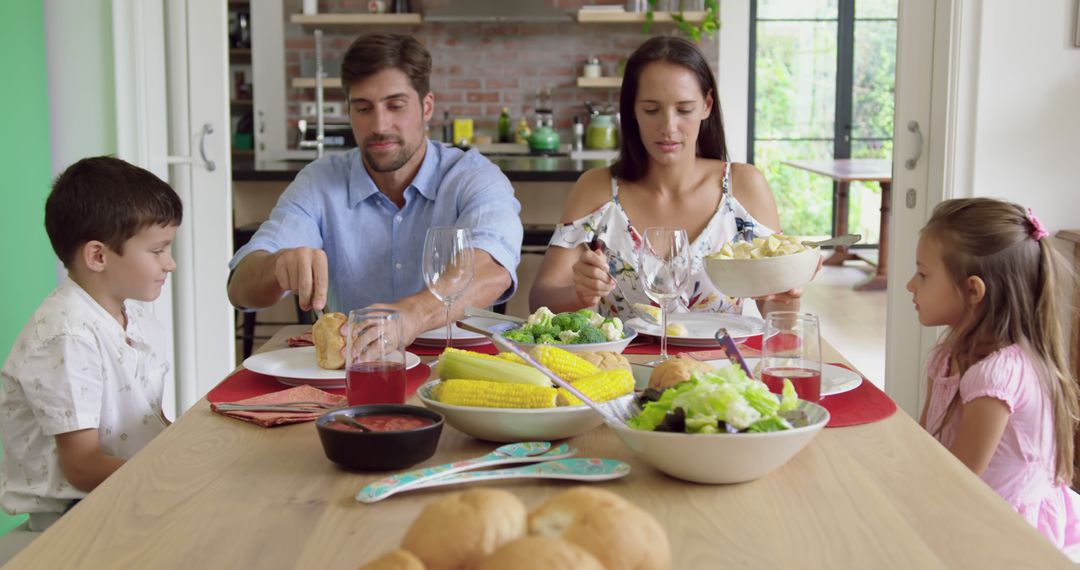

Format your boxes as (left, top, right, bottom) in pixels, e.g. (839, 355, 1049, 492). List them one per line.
(577, 76, 622, 89)
(289, 13, 422, 26)
(231, 99, 253, 106)
(576, 10, 707, 24)
(230, 48, 251, 57)
(291, 77, 343, 89)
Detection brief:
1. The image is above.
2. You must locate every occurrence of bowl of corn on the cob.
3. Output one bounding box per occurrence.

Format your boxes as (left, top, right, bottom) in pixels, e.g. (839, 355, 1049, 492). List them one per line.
(418, 347, 636, 442)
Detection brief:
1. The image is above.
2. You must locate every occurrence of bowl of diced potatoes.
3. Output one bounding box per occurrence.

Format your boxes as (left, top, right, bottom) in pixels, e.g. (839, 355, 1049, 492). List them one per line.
(417, 346, 636, 442)
(704, 235, 820, 298)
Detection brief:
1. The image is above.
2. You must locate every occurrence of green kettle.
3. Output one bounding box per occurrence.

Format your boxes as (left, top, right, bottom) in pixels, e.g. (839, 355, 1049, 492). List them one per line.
(527, 125, 561, 154)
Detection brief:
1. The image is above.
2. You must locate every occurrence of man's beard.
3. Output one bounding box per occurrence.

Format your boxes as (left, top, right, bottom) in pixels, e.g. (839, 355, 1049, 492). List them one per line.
(362, 136, 419, 173)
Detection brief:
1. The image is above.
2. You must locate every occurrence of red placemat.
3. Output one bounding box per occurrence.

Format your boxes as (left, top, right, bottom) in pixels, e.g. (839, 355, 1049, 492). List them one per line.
(406, 342, 498, 356)
(820, 363, 897, 428)
(206, 363, 432, 404)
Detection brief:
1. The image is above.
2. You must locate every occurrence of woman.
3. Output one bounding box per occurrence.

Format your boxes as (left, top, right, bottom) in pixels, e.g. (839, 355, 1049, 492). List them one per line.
(530, 36, 810, 320)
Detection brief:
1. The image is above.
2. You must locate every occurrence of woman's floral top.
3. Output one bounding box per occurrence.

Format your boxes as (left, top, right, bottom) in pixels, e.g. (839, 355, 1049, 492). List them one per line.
(548, 163, 775, 320)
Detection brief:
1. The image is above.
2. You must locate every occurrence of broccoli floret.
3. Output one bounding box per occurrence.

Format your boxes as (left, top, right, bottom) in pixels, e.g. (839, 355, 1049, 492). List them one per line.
(574, 326, 607, 344)
(536, 333, 557, 344)
(528, 324, 559, 338)
(551, 313, 575, 331)
(503, 329, 535, 344)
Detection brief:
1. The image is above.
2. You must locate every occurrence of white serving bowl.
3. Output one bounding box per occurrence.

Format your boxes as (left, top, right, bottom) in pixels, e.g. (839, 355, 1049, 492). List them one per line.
(417, 381, 632, 442)
(509, 326, 638, 355)
(607, 400, 829, 484)
(703, 247, 820, 298)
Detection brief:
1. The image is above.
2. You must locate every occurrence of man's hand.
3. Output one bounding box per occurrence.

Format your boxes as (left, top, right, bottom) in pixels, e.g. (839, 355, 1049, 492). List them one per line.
(273, 247, 329, 311)
(56, 429, 125, 492)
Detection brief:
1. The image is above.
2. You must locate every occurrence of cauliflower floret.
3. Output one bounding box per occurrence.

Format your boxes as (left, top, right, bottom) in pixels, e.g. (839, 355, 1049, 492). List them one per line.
(557, 330, 580, 343)
(600, 317, 624, 341)
(526, 306, 556, 327)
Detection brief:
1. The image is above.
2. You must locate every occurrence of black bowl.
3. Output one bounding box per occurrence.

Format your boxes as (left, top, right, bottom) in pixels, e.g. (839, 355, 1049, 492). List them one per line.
(315, 404, 444, 471)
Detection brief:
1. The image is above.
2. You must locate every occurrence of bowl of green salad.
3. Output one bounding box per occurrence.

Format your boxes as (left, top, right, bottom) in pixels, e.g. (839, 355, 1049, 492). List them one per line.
(607, 364, 829, 484)
(501, 307, 637, 354)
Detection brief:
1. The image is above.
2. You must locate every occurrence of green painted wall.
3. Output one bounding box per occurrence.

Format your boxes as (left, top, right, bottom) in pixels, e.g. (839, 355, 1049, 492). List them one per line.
(0, 1, 56, 534)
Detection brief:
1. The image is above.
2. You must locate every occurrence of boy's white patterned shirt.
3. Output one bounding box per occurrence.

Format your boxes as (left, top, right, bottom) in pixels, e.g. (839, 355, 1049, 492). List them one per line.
(0, 278, 169, 516)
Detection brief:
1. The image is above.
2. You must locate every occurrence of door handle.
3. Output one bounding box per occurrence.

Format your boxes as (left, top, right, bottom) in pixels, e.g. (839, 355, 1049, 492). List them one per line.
(905, 121, 922, 170)
(165, 122, 218, 171)
(198, 122, 217, 172)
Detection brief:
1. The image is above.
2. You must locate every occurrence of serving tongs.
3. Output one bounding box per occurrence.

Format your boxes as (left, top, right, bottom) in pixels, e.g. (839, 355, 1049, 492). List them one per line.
(454, 321, 641, 425)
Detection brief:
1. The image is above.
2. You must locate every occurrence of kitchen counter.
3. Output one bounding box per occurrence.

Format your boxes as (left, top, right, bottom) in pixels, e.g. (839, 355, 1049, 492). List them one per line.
(232, 154, 614, 183)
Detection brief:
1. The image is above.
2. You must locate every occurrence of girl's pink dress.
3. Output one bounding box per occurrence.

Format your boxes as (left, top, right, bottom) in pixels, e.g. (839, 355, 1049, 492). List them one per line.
(926, 344, 1080, 550)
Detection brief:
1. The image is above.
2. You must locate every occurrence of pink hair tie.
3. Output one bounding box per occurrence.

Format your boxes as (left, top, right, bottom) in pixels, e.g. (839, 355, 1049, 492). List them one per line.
(1027, 208, 1049, 241)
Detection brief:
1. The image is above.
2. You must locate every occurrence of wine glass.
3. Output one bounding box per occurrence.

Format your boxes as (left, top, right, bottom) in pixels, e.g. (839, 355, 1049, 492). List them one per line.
(422, 227, 476, 348)
(638, 227, 691, 365)
(760, 312, 823, 403)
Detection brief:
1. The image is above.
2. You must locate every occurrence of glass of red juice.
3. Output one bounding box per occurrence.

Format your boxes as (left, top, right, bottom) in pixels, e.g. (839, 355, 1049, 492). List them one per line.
(759, 312, 822, 403)
(346, 308, 407, 406)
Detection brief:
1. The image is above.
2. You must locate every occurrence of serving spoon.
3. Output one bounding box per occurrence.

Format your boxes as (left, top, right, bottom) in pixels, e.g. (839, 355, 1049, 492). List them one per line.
(356, 442, 575, 503)
(801, 234, 861, 248)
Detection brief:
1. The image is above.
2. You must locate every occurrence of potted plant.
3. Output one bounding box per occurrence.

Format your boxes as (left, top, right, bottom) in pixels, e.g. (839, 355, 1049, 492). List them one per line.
(644, 0, 720, 42)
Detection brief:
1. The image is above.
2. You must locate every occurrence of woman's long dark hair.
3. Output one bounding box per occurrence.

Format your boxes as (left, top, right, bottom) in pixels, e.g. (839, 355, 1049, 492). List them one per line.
(611, 36, 728, 182)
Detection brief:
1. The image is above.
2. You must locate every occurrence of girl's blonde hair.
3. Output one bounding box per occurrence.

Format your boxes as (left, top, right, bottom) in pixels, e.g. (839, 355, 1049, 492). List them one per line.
(924, 198, 1078, 484)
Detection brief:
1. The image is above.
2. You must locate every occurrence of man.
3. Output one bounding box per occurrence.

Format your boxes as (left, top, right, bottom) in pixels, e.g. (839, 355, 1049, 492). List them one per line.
(228, 33, 522, 344)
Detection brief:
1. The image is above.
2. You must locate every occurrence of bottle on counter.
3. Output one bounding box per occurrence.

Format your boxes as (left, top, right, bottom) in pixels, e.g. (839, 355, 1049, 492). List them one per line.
(573, 116, 584, 151)
(497, 108, 511, 143)
(514, 117, 531, 145)
(442, 110, 452, 143)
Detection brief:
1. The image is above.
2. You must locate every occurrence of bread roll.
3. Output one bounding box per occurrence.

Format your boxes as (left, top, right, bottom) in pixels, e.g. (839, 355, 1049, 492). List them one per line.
(312, 312, 347, 370)
(358, 549, 425, 570)
(475, 536, 604, 570)
(575, 351, 632, 373)
(528, 487, 670, 570)
(648, 355, 716, 390)
(401, 489, 526, 570)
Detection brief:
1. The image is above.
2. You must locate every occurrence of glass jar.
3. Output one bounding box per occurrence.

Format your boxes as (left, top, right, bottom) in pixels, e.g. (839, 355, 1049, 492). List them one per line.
(585, 114, 617, 150)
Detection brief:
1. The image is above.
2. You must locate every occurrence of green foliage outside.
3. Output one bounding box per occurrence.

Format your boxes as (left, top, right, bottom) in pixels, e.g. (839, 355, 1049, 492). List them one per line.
(752, 5, 897, 243)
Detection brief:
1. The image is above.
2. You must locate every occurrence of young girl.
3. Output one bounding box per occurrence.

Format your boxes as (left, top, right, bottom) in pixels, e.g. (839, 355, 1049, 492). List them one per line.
(909, 197, 1080, 552)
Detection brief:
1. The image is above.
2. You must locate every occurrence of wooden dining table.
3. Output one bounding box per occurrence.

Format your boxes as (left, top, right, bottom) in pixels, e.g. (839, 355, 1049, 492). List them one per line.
(6, 326, 1072, 569)
(783, 159, 892, 291)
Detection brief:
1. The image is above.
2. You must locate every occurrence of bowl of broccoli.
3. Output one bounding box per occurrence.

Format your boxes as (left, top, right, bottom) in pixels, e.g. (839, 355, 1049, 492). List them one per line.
(501, 307, 637, 354)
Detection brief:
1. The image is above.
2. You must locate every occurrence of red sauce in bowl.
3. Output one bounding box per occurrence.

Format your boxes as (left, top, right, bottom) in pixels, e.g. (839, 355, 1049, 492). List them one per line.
(330, 414, 435, 433)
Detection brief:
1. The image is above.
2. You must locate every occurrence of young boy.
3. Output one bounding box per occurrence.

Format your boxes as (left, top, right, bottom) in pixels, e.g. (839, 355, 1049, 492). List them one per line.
(0, 156, 181, 531)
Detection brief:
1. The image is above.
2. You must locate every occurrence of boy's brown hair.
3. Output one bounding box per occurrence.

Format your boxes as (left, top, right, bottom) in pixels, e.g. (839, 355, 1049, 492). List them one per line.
(45, 156, 183, 267)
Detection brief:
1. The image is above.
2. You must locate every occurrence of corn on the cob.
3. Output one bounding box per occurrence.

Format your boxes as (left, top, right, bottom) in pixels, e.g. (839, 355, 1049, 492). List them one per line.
(557, 369, 635, 406)
(497, 352, 527, 365)
(529, 345, 601, 381)
(436, 348, 550, 387)
(435, 379, 557, 409)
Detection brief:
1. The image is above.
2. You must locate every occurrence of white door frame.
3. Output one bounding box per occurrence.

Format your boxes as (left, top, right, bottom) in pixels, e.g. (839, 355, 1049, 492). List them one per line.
(884, 0, 964, 416)
(112, 0, 234, 417)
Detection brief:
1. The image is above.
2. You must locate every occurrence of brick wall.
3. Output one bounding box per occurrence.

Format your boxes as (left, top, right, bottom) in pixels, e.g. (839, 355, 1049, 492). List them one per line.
(283, 0, 719, 143)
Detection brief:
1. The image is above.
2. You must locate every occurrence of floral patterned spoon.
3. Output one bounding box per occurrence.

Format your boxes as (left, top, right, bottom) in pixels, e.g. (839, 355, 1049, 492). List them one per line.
(356, 442, 575, 503)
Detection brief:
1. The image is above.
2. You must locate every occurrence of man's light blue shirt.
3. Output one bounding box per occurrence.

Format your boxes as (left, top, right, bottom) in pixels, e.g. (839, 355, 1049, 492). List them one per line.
(229, 141, 523, 313)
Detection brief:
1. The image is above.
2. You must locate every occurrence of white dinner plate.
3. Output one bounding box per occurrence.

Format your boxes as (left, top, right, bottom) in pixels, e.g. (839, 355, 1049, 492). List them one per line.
(243, 346, 421, 389)
(412, 317, 504, 347)
(703, 358, 863, 397)
(625, 313, 765, 347)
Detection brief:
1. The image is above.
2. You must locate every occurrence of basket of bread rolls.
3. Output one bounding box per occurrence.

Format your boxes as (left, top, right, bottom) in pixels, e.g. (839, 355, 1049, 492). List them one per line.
(358, 487, 670, 570)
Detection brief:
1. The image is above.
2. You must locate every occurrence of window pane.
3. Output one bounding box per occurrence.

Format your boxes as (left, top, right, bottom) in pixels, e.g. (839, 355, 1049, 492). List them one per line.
(851, 20, 896, 139)
(855, 0, 897, 19)
(757, 0, 838, 20)
(755, 21, 838, 139)
(846, 139, 893, 244)
(753, 140, 835, 237)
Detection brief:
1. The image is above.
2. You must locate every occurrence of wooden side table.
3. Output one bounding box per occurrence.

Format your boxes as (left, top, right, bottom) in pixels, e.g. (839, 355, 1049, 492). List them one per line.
(782, 159, 892, 291)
